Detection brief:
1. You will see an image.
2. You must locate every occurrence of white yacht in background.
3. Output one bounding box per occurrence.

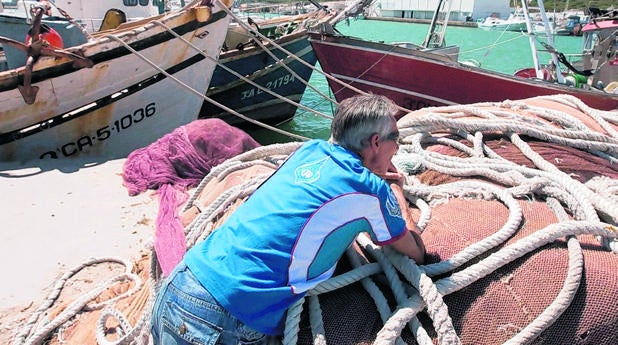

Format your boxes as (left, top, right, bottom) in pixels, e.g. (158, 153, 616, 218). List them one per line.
(478, 7, 528, 32)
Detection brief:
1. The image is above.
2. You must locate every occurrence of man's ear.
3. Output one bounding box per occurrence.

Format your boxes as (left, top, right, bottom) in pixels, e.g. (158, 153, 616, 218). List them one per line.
(369, 133, 381, 150)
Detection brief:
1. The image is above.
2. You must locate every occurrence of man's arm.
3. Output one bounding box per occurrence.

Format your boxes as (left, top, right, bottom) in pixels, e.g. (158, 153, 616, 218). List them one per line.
(389, 182, 426, 264)
(378, 163, 426, 264)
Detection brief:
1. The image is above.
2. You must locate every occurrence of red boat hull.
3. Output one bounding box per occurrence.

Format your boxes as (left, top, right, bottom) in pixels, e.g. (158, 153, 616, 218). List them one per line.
(308, 33, 618, 113)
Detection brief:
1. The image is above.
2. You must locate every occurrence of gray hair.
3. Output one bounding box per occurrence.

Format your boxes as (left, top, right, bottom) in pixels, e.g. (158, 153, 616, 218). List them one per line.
(329, 94, 398, 153)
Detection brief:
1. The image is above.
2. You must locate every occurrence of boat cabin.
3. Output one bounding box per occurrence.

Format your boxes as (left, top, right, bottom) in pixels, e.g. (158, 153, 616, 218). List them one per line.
(579, 7, 618, 89)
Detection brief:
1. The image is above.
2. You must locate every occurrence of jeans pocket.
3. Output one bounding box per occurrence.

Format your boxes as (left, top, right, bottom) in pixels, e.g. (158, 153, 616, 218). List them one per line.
(161, 299, 222, 345)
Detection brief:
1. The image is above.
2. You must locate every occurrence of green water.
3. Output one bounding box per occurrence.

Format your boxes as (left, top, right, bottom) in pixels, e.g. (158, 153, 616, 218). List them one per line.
(247, 18, 584, 144)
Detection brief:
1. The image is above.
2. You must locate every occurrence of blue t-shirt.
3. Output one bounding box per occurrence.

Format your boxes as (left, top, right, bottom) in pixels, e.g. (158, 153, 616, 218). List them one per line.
(184, 140, 407, 335)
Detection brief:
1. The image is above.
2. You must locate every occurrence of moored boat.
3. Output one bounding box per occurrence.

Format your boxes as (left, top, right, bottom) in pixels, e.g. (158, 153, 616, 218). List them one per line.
(0, 0, 163, 71)
(0, 0, 164, 33)
(477, 7, 528, 32)
(199, 7, 337, 126)
(0, 0, 233, 161)
(572, 6, 618, 90)
(555, 14, 585, 36)
(307, 0, 618, 114)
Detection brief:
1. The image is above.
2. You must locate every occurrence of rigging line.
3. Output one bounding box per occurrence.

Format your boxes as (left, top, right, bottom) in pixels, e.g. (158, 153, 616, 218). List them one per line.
(228, 20, 334, 115)
(456, 33, 526, 56)
(476, 25, 516, 65)
(296, 77, 339, 119)
(221, 6, 338, 109)
(103, 27, 309, 141)
(326, 41, 417, 115)
(227, 10, 390, 114)
(222, 0, 393, 110)
(162, 10, 332, 119)
(47, 3, 94, 39)
(295, 79, 338, 119)
(152, 20, 330, 122)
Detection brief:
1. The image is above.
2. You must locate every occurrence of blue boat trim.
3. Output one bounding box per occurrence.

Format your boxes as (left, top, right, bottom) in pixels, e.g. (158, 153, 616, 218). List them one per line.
(200, 35, 317, 125)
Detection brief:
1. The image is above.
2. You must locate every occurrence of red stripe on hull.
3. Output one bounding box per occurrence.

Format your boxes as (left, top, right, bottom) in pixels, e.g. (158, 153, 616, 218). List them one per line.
(309, 35, 618, 112)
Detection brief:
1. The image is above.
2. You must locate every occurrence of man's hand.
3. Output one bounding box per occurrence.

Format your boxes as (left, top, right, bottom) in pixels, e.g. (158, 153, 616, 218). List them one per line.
(376, 162, 405, 188)
(382, 163, 426, 264)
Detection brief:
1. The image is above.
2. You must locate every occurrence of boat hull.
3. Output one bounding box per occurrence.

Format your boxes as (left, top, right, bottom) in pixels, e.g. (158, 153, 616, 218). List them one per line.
(308, 33, 618, 113)
(200, 17, 323, 126)
(0, 6, 232, 161)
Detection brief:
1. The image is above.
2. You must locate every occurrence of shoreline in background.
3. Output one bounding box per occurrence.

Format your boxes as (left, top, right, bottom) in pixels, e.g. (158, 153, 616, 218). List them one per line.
(366, 15, 478, 28)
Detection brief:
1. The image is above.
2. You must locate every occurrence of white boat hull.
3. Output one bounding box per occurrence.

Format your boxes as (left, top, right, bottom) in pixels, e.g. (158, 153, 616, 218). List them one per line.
(0, 4, 232, 161)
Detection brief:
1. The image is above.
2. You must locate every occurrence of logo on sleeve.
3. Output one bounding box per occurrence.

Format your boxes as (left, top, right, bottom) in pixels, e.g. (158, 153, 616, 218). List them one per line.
(295, 157, 330, 184)
(386, 189, 403, 218)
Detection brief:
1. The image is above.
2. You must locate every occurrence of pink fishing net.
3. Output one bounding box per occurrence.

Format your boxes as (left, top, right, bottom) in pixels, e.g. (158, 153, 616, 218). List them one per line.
(122, 119, 260, 275)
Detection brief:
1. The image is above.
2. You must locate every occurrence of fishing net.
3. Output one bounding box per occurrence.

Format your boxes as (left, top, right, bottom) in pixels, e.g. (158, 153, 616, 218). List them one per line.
(290, 94, 618, 345)
(122, 118, 260, 275)
(12, 95, 618, 345)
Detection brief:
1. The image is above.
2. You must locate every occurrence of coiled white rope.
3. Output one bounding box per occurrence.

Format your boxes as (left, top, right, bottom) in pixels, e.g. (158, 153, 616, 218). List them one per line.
(346, 247, 408, 345)
(175, 95, 618, 345)
(373, 221, 616, 345)
(282, 95, 617, 344)
(12, 257, 140, 345)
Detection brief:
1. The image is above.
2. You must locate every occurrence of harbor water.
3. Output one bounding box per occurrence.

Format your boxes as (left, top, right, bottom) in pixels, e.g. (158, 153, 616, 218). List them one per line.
(247, 18, 584, 144)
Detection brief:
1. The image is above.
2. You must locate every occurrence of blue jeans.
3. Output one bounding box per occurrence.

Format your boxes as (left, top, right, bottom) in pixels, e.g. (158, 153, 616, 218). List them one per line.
(150, 262, 268, 345)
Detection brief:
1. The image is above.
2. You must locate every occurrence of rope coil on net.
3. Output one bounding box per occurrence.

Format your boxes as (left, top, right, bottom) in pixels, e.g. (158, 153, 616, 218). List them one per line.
(12, 257, 142, 345)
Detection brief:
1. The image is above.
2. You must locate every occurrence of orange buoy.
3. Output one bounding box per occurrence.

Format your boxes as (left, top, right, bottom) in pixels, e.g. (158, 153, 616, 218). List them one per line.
(26, 24, 63, 49)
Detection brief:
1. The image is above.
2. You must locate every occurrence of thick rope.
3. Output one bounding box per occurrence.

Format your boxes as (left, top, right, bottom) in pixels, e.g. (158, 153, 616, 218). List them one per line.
(358, 236, 434, 345)
(346, 247, 407, 345)
(374, 221, 617, 344)
(503, 206, 584, 345)
(13, 257, 139, 345)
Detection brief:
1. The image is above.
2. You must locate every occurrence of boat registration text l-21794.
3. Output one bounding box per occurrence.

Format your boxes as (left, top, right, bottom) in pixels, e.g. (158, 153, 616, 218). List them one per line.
(240, 74, 296, 100)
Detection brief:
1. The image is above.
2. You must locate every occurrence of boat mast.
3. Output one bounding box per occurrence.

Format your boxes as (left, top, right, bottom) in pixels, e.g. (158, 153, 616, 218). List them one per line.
(520, 0, 542, 78)
(520, 0, 565, 83)
(422, 0, 451, 48)
(537, 0, 565, 85)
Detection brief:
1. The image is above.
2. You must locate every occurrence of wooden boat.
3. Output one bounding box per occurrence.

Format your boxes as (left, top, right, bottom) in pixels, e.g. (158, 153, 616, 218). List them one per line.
(0, 0, 232, 161)
(12, 95, 618, 344)
(569, 7, 617, 90)
(307, 0, 618, 114)
(199, 6, 339, 126)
